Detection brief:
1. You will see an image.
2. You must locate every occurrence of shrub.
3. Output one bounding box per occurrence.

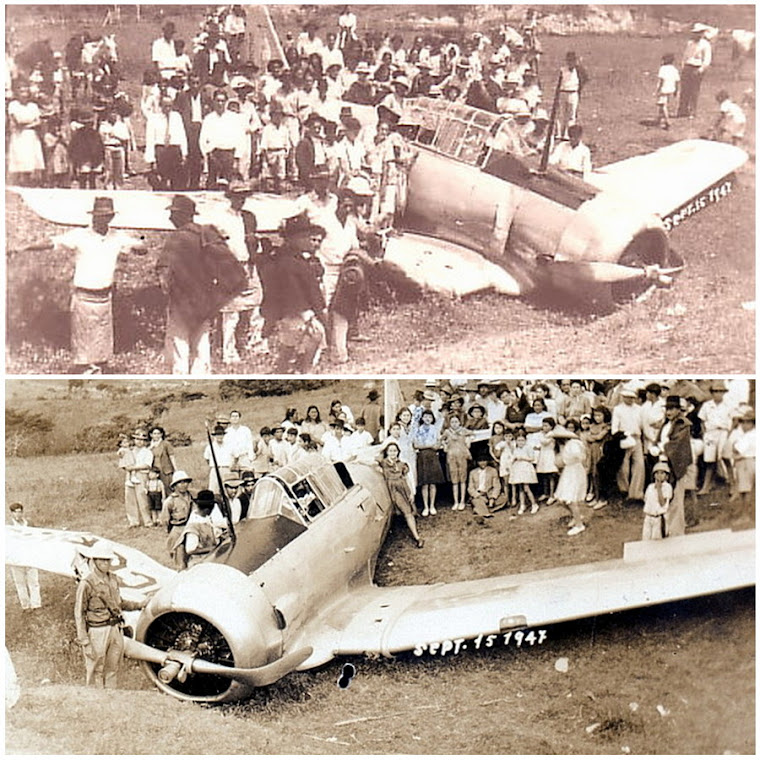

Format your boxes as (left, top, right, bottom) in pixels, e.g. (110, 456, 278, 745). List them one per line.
(6, 407, 55, 456)
(219, 379, 335, 400)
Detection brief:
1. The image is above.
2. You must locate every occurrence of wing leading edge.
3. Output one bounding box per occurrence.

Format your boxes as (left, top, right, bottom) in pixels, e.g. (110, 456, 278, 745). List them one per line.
(297, 528, 754, 668)
(589, 139, 748, 224)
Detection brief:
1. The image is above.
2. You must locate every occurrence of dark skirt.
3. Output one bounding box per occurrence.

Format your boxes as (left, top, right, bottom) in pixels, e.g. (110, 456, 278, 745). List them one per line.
(416, 449, 445, 486)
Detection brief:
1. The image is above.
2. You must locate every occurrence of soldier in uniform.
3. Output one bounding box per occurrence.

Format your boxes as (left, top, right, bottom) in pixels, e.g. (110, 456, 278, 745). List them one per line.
(74, 541, 146, 688)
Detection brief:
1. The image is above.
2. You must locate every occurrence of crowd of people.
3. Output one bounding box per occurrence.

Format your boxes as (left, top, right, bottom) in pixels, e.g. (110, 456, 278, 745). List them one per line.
(7, 8, 748, 192)
(108, 378, 754, 568)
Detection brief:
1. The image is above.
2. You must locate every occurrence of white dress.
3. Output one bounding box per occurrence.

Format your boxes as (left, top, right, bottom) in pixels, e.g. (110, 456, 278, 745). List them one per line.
(554, 438, 588, 503)
(8, 100, 45, 174)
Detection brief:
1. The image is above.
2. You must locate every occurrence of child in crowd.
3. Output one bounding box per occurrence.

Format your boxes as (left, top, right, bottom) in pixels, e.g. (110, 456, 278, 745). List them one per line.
(642, 462, 672, 540)
(731, 412, 756, 514)
(585, 406, 610, 507)
(535, 417, 558, 503)
(379, 442, 424, 548)
(349, 417, 374, 452)
(510, 430, 538, 515)
(146, 467, 165, 526)
(253, 426, 274, 478)
(441, 415, 471, 510)
(489, 420, 507, 463)
(99, 110, 127, 189)
(655, 53, 680, 129)
(42, 116, 71, 187)
(499, 429, 515, 507)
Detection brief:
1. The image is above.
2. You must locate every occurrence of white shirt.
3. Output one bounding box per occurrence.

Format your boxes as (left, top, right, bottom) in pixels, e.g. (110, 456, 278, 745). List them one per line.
(643, 481, 673, 516)
(322, 434, 353, 463)
(719, 98, 746, 137)
(144, 110, 188, 163)
(699, 399, 735, 432)
(203, 439, 235, 468)
(640, 398, 665, 446)
(269, 438, 290, 468)
(151, 37, 177, 71)
(657, 64, 680, 95)
(682, 37, 712, 71)
(549, 141, 592, 179)
(224, 424, 254, 459)
(199, 111, 246, 156)
(55, 227, 141, 289)
(611, 402, 643, 436)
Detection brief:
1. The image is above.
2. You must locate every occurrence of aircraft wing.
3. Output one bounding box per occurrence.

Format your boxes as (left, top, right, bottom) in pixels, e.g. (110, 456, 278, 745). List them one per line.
(9, 187, 300, 233)
(296, 528, 754, 667)
(5, 525, 176, 610)
(588, 139, 748, 227)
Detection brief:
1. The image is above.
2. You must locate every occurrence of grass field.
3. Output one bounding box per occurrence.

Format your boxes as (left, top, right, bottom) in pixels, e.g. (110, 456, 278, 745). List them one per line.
(4, 7, 755, 374)
(5, 378, 755, 754)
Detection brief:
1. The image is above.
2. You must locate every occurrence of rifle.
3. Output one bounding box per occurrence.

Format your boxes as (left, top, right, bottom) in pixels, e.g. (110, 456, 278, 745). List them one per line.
(538, 70, 563, 174)
(205, 422, 237, 547)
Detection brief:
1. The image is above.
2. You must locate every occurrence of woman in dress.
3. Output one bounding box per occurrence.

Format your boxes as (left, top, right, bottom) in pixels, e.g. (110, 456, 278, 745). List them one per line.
(379, 442, 423, 548)
(411, 408, 444, 516)
(551, 426, 588, 536)
(7, 83, 45, 185)
(301, 405, 327, 445)
(149, 426, 177, 495)
(328, 398, 355, 428)
(392, 413, 417, 492)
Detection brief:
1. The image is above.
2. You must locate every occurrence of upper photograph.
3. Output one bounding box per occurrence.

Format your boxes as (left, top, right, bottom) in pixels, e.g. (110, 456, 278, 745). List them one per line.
(5, 3, 755, 375)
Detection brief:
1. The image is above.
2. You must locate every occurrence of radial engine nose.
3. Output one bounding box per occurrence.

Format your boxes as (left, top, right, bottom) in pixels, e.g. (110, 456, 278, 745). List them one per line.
(135, 563, 284, 702)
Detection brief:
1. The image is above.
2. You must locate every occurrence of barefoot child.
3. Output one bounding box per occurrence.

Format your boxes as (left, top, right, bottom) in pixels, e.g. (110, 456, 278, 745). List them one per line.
(146, 466, 165, 526)
(655, 53, 680, 129)
(731, 411, 756, 515)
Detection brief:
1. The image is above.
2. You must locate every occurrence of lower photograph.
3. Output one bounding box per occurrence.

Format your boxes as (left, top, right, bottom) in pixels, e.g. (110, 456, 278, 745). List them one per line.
(5, 376, 755, 754)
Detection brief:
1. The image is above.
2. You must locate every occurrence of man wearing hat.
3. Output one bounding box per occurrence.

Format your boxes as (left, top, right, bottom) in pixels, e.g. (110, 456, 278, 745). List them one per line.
(678, 23, 712, 118)
(161, 470, 193, 568)
(144, 93, 188, 190)
(322, 420, 352, 462)
(653, 395, 693, 536)
(214, 180, 266, 363)
(238, 470, 257, 519)
(121, 428, 154, 528)
(697, 381, 735, 495)
(23, 197, 146, 373)
(257, 213, 327, 372)
(74, 541, 146, 687)
(8, 503, 42, 611)
(204, 423, 235, 493)
(221, 476, 244, 523)
(611, 387, 645, 502)
(557, 51, 588, 138)
(173, 490, 224, 568)
(156, 194, 247, 374)
(345, 61, 376, 105)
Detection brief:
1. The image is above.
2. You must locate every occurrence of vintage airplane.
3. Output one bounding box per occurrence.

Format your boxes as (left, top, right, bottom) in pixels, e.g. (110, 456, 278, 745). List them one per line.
(9, 95, 747, 306)
(6, 451, 755, 704)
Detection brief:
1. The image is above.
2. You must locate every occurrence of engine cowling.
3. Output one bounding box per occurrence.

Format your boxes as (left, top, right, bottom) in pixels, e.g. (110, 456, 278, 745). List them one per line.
(134, 563, 283, 703)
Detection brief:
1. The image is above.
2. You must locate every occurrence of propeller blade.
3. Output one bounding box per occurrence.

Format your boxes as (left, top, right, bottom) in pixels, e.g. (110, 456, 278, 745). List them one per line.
(551, 260, 683, 283)
(124, 636, 312, 689)
(192, 646, 313, 687)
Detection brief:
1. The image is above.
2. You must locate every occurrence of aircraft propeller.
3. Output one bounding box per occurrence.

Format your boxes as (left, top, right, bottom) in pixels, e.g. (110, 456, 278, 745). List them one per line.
(124, 636, 313, 690)
(550, 259, 684, 284)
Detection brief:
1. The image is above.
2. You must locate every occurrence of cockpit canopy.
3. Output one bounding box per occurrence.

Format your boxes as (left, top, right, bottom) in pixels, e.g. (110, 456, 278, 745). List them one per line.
(400, 96, 533, 167)
(213, 454, 356, 575)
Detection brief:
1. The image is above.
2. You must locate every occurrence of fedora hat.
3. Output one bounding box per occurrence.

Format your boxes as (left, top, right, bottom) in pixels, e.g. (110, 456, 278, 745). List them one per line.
(89, 197, 115, 216)
(355, 61, 372, 75)
(223, 477, 243, 488)
(710, 380, 728, 392)
(225, 179, 254, 196)
(167, 195, 196, 216)
(170, 470, 193, 488)
(467, 403, 486, 416)
(282, 213, 326, 239)
(194, 489, 217, 509)
(212, 423, 226, 436)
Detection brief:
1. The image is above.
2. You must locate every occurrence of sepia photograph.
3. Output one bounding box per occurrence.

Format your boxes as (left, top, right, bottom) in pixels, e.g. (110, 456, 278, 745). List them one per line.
(5, 376, 755, 753)
(4, 3, 756, 375)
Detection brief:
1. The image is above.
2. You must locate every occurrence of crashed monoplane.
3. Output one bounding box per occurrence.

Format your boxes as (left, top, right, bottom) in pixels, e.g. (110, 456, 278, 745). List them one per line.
(6, 452, 755, 703)
(10, 96, 748, 307)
